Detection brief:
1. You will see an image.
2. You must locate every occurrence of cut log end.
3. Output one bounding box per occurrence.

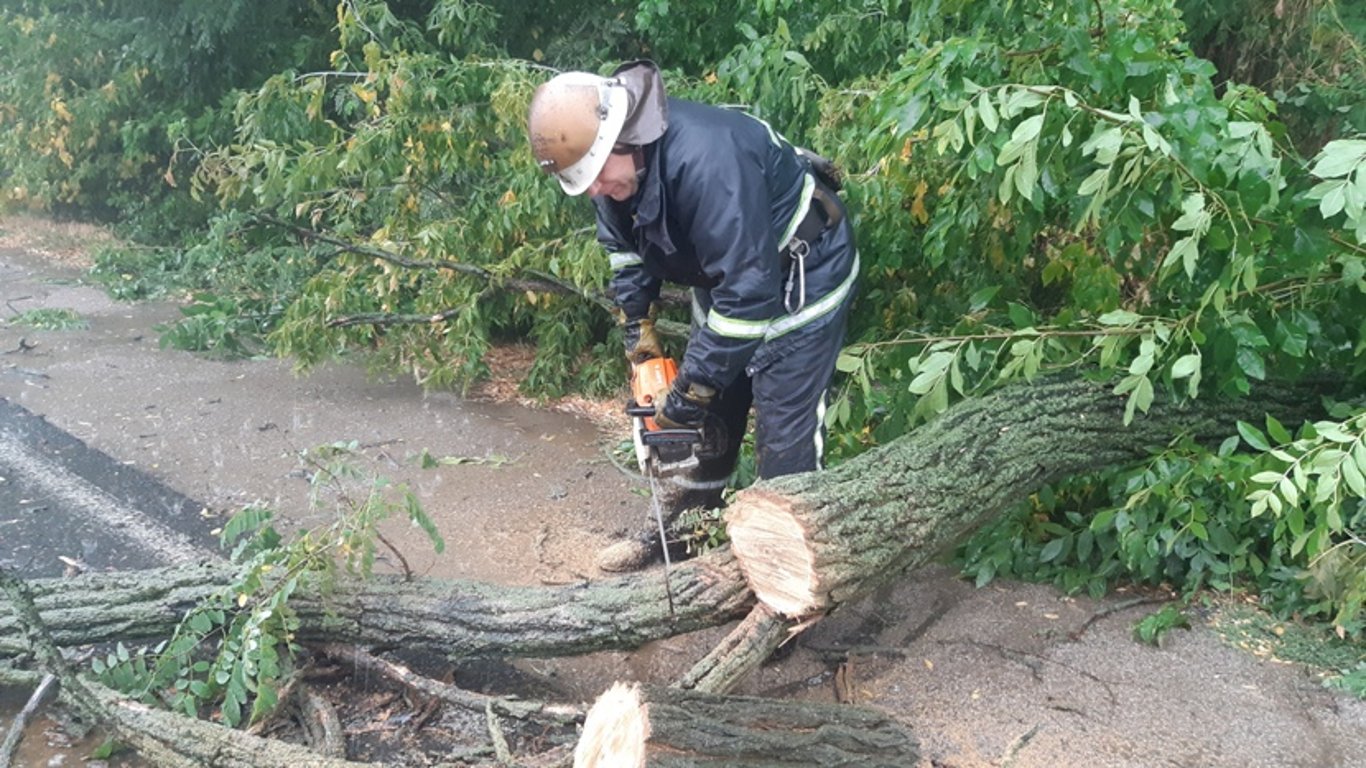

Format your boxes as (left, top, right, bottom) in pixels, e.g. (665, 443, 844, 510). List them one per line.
(574, 682, 648, 768)
(726, 488, 821, 617)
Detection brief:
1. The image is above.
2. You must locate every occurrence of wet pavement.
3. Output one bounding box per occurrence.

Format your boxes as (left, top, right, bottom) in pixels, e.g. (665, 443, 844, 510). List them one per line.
(0, 397, 218, 577)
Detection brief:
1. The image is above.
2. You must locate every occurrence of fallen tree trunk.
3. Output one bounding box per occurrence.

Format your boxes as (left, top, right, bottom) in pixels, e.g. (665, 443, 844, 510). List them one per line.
(0, 552, 753, 660)
(726, 377, 1326, 618)
(573, 682, 917, 767)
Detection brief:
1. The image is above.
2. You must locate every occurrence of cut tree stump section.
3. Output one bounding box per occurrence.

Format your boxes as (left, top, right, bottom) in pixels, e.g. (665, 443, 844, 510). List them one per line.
(726, 377, 1324, 618)
(573, 681, 918, 767)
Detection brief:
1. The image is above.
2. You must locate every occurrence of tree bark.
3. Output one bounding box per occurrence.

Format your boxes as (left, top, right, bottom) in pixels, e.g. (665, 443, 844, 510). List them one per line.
(0, 551, 753, 660)
(726, 377, 1326, 618)
(573, 682, 918, 767)
(674, 603, 795, 694)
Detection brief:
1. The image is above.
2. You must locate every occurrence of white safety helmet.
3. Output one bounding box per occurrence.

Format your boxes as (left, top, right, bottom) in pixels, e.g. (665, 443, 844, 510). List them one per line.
(527, 72, 630, 196)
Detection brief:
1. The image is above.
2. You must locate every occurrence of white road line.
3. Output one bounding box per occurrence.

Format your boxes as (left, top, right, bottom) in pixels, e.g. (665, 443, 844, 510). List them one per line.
(0, 433, 215, 565)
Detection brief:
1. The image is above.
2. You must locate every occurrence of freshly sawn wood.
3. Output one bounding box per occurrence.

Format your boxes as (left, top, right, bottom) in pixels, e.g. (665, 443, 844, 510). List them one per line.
(573, 681, 918, 767)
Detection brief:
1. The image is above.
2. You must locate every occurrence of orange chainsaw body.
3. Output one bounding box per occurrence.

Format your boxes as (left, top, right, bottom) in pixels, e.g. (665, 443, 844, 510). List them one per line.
(630, 356, 678, 432)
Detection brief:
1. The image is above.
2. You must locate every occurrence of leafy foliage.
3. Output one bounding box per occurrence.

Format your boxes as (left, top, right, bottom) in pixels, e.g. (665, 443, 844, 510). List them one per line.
(1134, 603, 1191, 646)
(92, 441, 444, 727)
(6, 307, 86, 330)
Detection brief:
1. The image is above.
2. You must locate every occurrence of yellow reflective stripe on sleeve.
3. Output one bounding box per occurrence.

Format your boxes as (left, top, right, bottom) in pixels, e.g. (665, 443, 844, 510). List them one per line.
(609, 251, 642, 270)
(778, 174, 815, 250)
(706, 308, 770, 339)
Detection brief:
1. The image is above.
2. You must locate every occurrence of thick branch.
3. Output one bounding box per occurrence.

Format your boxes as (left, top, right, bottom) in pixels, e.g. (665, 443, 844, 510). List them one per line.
(0, 568, 370, 767)
(253, 215, 690, 337)
(1, 552, 753, 661)
(727, 377, 1329, 619)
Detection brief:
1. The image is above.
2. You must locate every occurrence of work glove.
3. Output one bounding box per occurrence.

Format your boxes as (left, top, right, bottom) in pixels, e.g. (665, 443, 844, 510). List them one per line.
(619, 304, 664, 365)
(655, 378, 715, 430)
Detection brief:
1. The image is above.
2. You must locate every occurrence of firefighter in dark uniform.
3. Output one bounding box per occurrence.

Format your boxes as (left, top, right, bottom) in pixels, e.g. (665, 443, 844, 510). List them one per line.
(527, 61, 858, 571)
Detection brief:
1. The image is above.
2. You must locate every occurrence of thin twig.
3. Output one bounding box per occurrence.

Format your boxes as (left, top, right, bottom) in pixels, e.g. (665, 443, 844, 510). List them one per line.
(1067, 596, 1171, 642)
(313, 643, 581, 725)
(373, 532, 413, 580)
(486, 702, 513, 765)
(999, 723, 1042, 768)
(0, 673, 57, 768)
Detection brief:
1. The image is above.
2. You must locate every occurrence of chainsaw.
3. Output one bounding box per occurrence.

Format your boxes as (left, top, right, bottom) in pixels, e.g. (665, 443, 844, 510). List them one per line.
(625, 357, 704, 617)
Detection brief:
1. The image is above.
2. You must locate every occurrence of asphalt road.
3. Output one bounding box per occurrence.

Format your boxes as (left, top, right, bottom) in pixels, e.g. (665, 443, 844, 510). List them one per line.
(0, 397, 218, 578)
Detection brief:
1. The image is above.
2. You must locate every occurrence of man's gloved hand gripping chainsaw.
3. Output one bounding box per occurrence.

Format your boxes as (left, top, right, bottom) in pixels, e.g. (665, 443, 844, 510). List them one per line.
(625, 357, 712, 615)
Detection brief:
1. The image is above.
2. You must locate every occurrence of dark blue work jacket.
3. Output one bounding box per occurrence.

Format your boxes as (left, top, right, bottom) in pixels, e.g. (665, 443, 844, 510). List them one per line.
(595, 98, 857, 392)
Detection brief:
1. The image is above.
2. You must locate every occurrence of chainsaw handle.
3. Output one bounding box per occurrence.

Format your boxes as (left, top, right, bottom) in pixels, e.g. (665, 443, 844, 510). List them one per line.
(625, 401, 656, 418)
(641, 427, 703, 446)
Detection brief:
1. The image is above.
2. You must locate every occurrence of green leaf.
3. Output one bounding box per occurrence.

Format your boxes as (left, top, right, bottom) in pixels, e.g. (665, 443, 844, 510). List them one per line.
(998, 164, 1016, 204)
(908, 370, 939, 395)
(1039, 537, 1067, 562)
(1015, 146, 1038, 199)
(1007, 302, 1035, 327)
(1319, 181, 1348, 219)
(1077, 168, 1109, 196)
(1091, 507, 1117, 531)
(968, 285, 1001, 311)
(189, 611, 213, 634)
(1082, 126, 1123, 164)
(1236, 348, 1266, 380)
(977, 91, 999, 132)
(1162, 236, 1199, 278)
(1342, 458, 1366, 497)
(1134, 375, 1154, 413)
(1278, 476, 1299, 507)
(1097, 309, 1141, 326)
(1169, 353, 1200, 379)
(1264, 415, 1292, 444)
(1237, 421, 1270, 451)
(1129, 351, 1154, 376)
(1012, 114, 1044, 144)
(221, 688, 242, 727)
(1309, 139, 1366, 179)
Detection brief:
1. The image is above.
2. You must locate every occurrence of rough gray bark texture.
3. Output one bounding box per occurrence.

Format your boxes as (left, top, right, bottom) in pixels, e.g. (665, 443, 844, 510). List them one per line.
(675, 603, 793, 694)
(727, 377, 1326, 617)
(0, 552, 753, 660)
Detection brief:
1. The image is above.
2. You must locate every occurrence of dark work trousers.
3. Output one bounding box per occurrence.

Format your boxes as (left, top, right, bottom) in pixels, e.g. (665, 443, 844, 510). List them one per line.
(659, 244, 857, 515)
